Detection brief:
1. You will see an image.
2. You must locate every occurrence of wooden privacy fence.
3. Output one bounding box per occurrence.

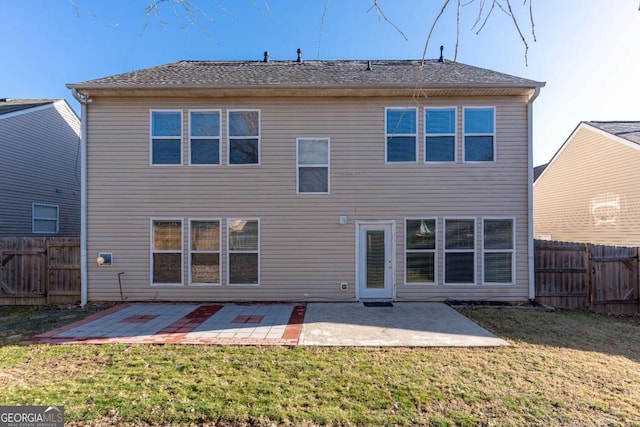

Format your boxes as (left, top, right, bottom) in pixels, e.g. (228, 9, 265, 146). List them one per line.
(535, 239, 640, 315)
(0, 237, 80, 305)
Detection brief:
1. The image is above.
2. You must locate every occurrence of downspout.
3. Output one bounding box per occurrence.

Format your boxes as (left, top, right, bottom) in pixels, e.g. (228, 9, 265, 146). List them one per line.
(71, 88, 90, 307)
(527, 86, 541, 301)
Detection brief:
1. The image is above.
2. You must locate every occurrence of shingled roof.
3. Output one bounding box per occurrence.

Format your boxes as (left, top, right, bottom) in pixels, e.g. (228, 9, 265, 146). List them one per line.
(586, 121, 640, 145)
(68, 60, 543, 94)
(0, 99, 56, 116)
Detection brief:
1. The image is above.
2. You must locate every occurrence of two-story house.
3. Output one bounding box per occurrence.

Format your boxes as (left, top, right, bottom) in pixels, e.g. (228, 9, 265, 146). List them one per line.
(0, 99, 81, 237)
(68, 57, 543, 305)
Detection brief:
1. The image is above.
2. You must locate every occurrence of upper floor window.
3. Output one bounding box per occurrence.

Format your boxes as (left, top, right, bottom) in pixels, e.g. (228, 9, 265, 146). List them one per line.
(385, 108, 417, 162)
(32, 203, 59, 234)
(151, 110, 182, 165)
(464, 107, 495, 162)
(297, 138, 329, 194)
(189, 110, 221, 165)
(425, 107, 456, 162)
(228, 110, 260, 165)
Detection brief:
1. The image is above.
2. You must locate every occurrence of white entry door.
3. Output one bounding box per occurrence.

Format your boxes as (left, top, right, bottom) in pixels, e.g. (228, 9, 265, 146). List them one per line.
(357, 222, 394, 300)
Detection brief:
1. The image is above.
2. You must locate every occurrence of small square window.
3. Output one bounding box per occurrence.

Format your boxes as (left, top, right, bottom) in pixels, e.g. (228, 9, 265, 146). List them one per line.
(32, 203, 59, 234)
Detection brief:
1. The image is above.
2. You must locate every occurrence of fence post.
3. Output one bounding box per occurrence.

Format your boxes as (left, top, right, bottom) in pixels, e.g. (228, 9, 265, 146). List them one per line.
(636, 247, 640, 314)
(587, 243, 594, 311)
(45, 239, 50, 304)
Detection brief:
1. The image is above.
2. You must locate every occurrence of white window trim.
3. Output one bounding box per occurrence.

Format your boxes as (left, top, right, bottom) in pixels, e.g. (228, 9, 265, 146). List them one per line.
(424, 106, 457, 164)
(296, 137, 330, 195)
(404, 217, 438, 286)
(385, 107, 418, 164)
(150, 217, 184, 286)
(188, 109, 222, 166)
(462, 106, 496, 163)
(482, 217, 516, 285)
(32, 203, 59, 234)
(443, 217, 477, 286)
(150, 110, 184, 166)
(227, 109, 261, 166)
(227, 218, 260, 286)
(188, 218, 222, 286)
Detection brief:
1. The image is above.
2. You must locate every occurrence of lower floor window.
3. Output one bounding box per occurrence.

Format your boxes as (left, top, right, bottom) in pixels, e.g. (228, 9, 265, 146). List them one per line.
(151, 219, 183, 284)
(228, 219, 260, 285)
(190, 220, 221, 285)
(483, 218, 514, 284)
(444, 219, 476, 284)
(405, 219, 437, 284)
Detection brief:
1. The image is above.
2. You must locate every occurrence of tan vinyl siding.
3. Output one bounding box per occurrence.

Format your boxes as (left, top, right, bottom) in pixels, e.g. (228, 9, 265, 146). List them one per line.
(534, 125, 640, 246)
(0, 102, 81, 237)
(86, 96, 531, 302)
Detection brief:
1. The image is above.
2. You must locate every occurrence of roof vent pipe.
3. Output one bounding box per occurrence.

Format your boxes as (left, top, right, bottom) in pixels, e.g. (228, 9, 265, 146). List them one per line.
(366, 60, 372, 71)
(296, 48, 303, 63)
(263, 51, 269, 63)
(438, 45, 444, 62)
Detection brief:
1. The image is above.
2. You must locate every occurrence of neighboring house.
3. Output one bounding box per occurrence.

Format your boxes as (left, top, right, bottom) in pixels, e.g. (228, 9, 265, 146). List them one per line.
(68, 57, 543, 304)
(0, 99, 81, 237)
(534, 121, 640, 246)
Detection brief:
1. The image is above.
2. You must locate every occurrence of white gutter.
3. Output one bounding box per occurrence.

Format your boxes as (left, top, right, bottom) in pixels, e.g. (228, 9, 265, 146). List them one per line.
(527, 86, 542, 301)
(71, 89, 90, 306)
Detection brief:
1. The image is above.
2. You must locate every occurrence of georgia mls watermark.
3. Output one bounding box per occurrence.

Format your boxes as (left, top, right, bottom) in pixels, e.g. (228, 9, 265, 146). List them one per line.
(0, 406, 64, 427)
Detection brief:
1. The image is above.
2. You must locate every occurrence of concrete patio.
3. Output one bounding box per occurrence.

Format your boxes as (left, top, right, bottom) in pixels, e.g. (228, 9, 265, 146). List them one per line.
(27, 302, 508, 347)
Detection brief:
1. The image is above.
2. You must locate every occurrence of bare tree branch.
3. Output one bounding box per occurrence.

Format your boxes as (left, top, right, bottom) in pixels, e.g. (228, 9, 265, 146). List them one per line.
(66, 0, 119, 27)
(317, 0, 330, 59)
(422, 0, 450, 62)
(505, 0, 530, 65)
(367, 0, 408, 41)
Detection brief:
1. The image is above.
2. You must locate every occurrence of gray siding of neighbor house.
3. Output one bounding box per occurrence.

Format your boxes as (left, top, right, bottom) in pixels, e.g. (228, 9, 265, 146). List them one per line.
(86, 95, 531, 302)
(534, 125, 640, 246)
(0, 102, 81, 237)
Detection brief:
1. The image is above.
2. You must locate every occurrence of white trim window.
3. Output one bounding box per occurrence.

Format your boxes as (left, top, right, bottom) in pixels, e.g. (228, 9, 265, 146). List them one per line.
(425, 107, 456, 162)
(227, 218, 260, 285)
(32, 203, 59, 234)
(189, 110, 221, 165)
(150, 110, 183, 165)
(228, 110, 260, 165)
(463, 107, 495, 162)
(444, 218, 476, 285)
(151, 218, 183, 285)
(483, 218, 515, 284)
(405, 218, 437, 285)
(189, 219, 221, 285)
(297, 138, 330, 194)
(385, 107, 417, 163)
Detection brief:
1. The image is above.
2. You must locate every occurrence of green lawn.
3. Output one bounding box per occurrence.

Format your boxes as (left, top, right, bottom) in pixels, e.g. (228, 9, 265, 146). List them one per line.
(0, 306, 638, 426)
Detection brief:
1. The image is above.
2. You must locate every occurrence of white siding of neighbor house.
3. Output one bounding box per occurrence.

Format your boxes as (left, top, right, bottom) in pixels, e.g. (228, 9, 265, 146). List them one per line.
(86, 95, 531, 302)
(534, 125, 640, 246)
(0, 101, 81, 237)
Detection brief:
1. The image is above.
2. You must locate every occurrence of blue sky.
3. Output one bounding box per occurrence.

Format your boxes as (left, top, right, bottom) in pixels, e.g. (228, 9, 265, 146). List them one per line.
(1, 1, 638, 165)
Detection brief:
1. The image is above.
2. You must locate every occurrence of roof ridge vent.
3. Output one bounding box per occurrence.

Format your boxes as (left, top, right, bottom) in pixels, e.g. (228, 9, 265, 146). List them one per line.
(296, 48, 303, 63)
(366, 60, 372, 71)
(438, 45, 444, 62)
(263, 51, 269, 63)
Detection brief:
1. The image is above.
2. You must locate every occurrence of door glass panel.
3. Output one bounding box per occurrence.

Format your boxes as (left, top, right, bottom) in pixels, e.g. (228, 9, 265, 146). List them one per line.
(366, 230, 385, 289)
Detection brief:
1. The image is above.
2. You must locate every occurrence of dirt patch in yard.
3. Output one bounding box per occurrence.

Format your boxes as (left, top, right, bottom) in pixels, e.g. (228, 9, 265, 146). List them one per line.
(0, 303, 115, 345)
